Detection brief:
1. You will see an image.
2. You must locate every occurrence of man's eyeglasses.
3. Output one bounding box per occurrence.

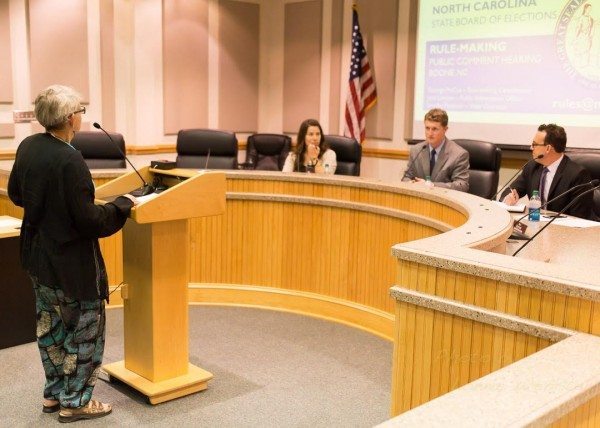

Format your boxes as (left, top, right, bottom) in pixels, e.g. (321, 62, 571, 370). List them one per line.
(71, 106, 86, 115)
(531, 142, 547, 147)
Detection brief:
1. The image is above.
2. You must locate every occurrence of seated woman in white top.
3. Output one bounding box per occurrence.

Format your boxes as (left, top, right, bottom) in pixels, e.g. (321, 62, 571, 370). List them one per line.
(282, 119, 337, 174)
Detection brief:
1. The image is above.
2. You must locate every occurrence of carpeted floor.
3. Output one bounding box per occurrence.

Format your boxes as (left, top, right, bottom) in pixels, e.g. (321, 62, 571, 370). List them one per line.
(0, 306, 392, 427)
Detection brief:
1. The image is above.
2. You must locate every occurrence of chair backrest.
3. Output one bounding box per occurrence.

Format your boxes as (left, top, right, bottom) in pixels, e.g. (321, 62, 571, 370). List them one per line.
(70, 131, 126, 169)
(176, 129, 238, 169)
(453, 139, 502, 199)
(566, 151, 600, 221)
(323, 135, 362, 176)
(245, 134, 291, 171)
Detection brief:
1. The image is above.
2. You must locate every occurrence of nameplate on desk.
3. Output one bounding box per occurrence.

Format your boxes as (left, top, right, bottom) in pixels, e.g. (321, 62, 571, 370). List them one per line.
(513, 220, 527, 235)
(493, 200, 526, 213)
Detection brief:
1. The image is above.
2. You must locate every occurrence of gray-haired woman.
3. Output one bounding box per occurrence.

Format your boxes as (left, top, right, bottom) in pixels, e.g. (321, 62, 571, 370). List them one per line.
(8, 85, 136, 423)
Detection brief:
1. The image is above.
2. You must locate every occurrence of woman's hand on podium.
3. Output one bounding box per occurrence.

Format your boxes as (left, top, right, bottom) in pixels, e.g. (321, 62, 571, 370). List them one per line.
(120, 193, 140, 206)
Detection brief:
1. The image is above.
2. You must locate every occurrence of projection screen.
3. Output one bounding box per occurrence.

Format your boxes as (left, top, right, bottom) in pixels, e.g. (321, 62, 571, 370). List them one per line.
(413, 0, 600, 149)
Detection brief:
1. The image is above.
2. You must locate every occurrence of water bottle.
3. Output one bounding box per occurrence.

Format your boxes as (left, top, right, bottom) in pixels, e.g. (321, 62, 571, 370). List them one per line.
(528, 190, 541, 221)
(425, 175, 434, 189)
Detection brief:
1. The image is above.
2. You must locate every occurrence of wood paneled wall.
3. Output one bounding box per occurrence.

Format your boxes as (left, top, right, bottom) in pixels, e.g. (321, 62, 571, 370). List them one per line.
(1, 173, 468, 340)
(187, 177, 465, 337)
(190, 199, 437, 314)
(391, 300, 552, 415)
(551, 394, 600, 427)
(397, 259, 600, 336)
(225, 178, 467, 228)
(391, 257, 600, 420)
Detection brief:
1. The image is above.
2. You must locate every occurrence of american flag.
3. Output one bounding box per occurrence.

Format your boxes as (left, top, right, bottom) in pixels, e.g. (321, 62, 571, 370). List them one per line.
(344, 6, 377, 143)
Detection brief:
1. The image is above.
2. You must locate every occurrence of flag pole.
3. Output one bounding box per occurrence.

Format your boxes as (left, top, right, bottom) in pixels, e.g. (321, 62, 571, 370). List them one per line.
(343, 2, 378, 144)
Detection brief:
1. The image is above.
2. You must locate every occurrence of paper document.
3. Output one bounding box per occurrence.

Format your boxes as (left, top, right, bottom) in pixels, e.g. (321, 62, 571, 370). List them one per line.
(549, 217, 600, 228)
(135, 192, 160, 204)
(493, 200, 526, 213)
(0, 218, 22, 229)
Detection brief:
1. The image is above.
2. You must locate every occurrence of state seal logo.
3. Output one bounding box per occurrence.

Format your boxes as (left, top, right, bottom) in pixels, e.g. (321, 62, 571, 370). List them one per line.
(555, 0, 600, 89)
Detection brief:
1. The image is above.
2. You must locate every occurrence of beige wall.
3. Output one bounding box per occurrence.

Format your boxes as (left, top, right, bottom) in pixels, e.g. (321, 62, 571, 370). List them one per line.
(28, 0, 90, 102)
(163, 0, 210, 134)
(283, 1, 323, 133)
(356, 0, 398, 140)
(327, 0, 343, 135)
(99, 0, 116, 132)
(218, 0, 259, 133)
(0, 0, 13, 104)
(0, 0, 416, 178)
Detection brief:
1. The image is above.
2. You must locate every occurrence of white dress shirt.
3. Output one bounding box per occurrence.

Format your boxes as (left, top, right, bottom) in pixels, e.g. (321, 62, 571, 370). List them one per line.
(541, 155, 563, 203)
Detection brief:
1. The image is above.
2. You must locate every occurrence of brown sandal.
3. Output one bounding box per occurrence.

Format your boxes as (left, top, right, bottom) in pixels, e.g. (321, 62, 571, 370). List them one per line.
(42, 400, 60, 413)
(58, 400, 112, 423)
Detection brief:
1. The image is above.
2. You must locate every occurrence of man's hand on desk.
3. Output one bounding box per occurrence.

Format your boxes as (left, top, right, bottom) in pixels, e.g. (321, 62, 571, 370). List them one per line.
(503, 188, 520, 205)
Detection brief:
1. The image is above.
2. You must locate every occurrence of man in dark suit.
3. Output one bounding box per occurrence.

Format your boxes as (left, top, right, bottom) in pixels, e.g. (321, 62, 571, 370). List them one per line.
(503, 123, 593, 219)
(402, 108, 470, 192)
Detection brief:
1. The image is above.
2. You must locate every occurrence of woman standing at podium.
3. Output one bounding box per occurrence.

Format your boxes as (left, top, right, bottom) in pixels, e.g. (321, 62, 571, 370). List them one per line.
(8, 85, 136, 423)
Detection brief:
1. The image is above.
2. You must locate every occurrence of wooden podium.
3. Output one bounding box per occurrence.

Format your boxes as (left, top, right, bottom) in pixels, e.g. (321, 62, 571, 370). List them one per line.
(96, 167, 225, 404)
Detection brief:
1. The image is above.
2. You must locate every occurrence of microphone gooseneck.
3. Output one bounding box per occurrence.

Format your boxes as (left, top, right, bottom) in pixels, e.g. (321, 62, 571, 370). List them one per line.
(402, 144, 428, 180)
(491, 153, 544, 201)
(92, 122, 155, 196)
(512, 183, 599, 257)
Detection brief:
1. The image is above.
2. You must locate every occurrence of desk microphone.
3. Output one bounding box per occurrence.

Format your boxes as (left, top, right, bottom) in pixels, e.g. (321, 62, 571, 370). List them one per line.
(402, 144, 428, 180)
(513, 183, 600, 256)
(203, 148, 211, 170)
(296, 146, 302, 172)
(490, 154, 544, 201)
(92, 122, 154, 196)
(513, 179, 599, 225)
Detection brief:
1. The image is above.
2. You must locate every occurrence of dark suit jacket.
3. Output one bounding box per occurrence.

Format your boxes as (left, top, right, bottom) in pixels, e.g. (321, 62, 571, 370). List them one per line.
(8, 133, 133, 301)
(402, 139, 470, 192)
(511, 155, 593, 219)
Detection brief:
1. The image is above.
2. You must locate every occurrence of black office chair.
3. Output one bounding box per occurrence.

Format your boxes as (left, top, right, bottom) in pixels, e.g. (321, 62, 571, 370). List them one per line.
(454, 139, 502, 199)
(567, 151, 600, 221)
(244, 134, 291, 171)
(176, 129, 238, 169)
(323, 135, 362, 176)
(70, 131, 126, 169)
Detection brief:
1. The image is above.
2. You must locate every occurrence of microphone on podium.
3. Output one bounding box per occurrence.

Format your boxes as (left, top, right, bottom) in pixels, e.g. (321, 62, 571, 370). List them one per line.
(490, 154, 544, 201)
(402, 145, 428, 181)
(512, 183, 600, 257)
(92, 122, 155, 196)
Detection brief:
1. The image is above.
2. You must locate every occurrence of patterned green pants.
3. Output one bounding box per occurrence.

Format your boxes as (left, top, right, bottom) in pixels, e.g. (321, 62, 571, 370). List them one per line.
(32, 277, 105, 408)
